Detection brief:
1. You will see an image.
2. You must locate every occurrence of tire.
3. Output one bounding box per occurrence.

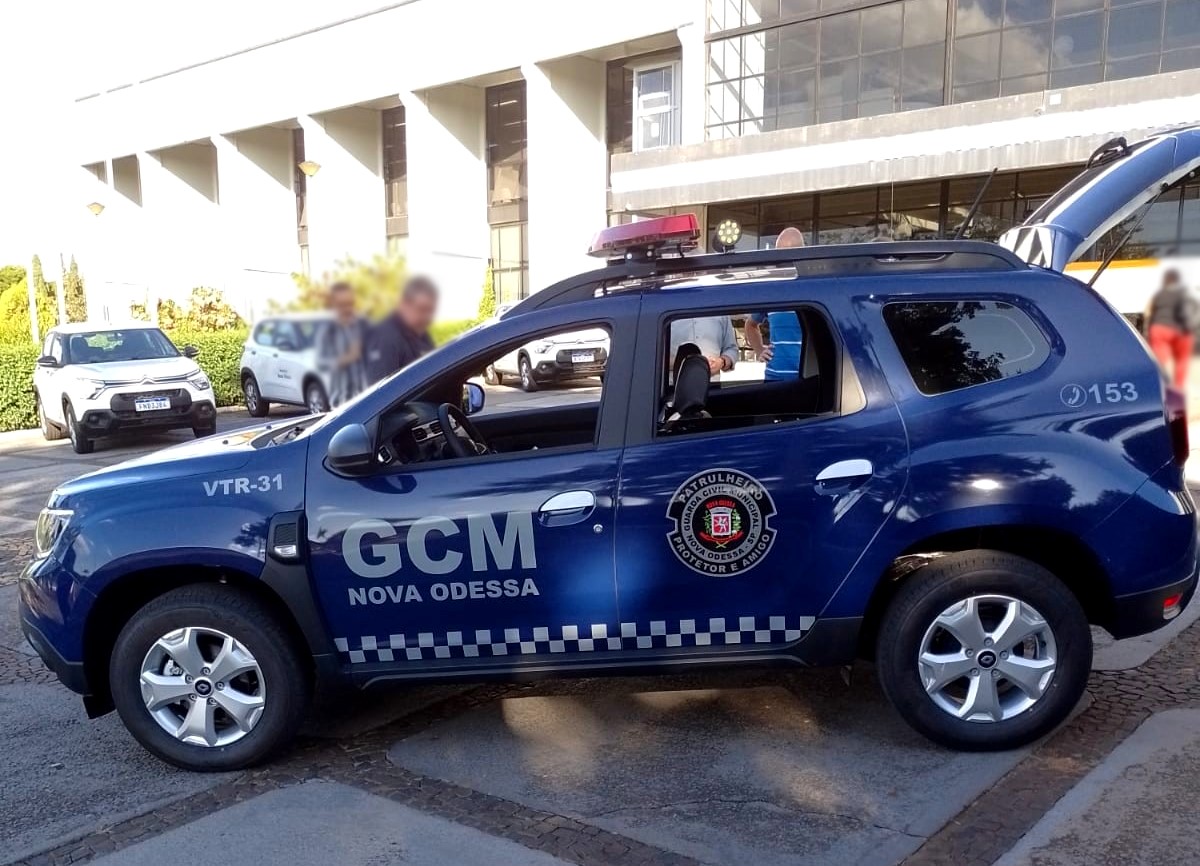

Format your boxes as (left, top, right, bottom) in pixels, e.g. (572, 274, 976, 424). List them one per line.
(243, 375, 269, 418)
(875, 550, 1090, 751)
(483, 365, 500, 386)
(64, 402, 93, 454)
(37, 395, 64, 441)
(304, 380, 329, 414)
(193, 423, 217, 439)
(518, 355, 539, 392)
(109, 584, 310, 771)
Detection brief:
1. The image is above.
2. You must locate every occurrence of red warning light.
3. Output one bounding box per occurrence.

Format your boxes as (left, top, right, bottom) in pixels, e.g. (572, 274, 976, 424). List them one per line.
(587, 214, 700, 260)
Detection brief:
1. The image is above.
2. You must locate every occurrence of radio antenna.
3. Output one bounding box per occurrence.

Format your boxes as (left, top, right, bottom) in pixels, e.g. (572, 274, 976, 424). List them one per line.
(953, 168, 998, 240)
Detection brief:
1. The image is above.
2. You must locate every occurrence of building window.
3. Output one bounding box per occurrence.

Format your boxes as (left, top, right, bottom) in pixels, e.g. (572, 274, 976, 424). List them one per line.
(383, 105, 408, 238)
(706, 0, 1200, 136)
(490, 222, 528, 304)
(705, 164, 1094, 249)
(952, 0, 1200, 102)
(633, 62, 682, 150)
(707, 0, 947, 136)
(487, 81, 529, 299)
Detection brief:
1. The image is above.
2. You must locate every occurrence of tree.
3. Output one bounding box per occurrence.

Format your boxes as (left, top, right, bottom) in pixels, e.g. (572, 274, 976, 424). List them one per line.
(477, 266, 497, 321)
(286, 253, 406, 320)
(64, 256, 87, 322)
(0, 265, 24, 295)
(0, 278, 56, 345)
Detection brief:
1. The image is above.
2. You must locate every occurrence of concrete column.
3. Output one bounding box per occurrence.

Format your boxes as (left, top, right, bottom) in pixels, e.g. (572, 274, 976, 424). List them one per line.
(403, 85, 490, 321)
(523, 58, 608, 292)
(678, 8, 707, 146)
(300, 108, 385, 276)
(213, 128, 300, 320)
(137, 142, 222, 315)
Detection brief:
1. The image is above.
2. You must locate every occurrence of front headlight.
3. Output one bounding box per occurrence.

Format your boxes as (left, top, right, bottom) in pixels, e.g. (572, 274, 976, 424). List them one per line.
(82, 378, 108, 400)
(531, 341, 553, 355)
(34, 508, 73, 558)
(188, 372, 211, 391)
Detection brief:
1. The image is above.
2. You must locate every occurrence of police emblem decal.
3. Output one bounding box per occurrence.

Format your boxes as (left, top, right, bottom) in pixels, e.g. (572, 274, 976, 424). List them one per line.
(666, 469, 777, 575)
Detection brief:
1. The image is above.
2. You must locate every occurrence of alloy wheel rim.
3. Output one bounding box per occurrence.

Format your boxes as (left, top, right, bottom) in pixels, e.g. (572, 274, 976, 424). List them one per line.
(307, 386, 324, 413)
(139, 626, 266, 747)
(245, 382, 258, 411)
(917, 594, 1057, 723)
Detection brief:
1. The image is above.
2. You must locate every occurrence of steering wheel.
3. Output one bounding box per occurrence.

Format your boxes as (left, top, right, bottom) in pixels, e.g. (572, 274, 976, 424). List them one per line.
(437, 403, 489, 458)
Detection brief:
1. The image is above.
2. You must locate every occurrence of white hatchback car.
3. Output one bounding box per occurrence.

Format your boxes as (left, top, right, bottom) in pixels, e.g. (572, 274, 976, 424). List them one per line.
(239, 313, 332, 416)
(481, 306, 609, 391)
(33, 323, 216, 454)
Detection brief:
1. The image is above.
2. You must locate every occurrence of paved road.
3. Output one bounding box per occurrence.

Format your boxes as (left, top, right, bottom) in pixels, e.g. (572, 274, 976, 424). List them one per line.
(0, 382, 1194, 865)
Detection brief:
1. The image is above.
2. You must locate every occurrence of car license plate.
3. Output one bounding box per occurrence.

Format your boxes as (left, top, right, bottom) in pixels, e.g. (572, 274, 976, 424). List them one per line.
(134, 397, 171, 412)
(571, 352, 595, 364)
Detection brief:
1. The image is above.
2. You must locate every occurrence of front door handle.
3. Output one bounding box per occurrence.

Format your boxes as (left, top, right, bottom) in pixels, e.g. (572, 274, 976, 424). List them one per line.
(815, 459, 873, 494)
(538, 490, 596, 527)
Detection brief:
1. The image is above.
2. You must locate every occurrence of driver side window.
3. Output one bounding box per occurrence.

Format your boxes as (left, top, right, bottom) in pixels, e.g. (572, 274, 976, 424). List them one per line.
(374, 324, 614, 468)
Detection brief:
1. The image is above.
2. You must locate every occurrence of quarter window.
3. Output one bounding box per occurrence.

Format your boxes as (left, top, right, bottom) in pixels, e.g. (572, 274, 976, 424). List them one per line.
(883, 300, 1050, 394)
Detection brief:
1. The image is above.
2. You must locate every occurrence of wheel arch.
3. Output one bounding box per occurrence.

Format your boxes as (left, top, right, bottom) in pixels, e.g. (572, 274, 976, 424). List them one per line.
(80, 563, 316, 717)
(857, 524, 1114, 659)
(240, 367, 257, 385)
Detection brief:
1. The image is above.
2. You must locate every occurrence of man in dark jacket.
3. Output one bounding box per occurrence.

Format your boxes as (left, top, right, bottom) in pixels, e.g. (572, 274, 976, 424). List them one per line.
(366, 275, 439, 383)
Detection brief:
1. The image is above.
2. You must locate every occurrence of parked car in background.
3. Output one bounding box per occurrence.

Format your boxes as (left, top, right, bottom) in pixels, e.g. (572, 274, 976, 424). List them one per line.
(239, 313, 333, 416)
(32, 322, 216, 454)
(482, 305, 609, 391)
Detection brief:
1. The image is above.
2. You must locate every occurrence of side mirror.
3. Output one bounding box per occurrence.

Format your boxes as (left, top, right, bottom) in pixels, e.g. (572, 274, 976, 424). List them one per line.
(36, 355, 58, 368)
(462, 382, 485, 415)
(182, 345, 200, 359)
(326, 423, 375, 474)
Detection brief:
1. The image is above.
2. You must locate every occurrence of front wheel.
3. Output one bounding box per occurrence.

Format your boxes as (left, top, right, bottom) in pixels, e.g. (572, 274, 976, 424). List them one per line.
(109, 585, 310, 771)
(518, 355, 539, 392)
(483, 364, 501, 386)
(875, 550, 1090, 751)
(65, 403, 93, 454)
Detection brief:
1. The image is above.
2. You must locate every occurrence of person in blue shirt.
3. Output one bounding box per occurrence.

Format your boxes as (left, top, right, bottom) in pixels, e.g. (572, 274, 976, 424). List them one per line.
(745, 227, 805, 381)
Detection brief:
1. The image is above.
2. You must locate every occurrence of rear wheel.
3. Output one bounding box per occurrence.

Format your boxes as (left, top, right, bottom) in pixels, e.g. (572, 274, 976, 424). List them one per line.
(304, 380, 329, 414)
(875, 550, 1090, 751)
(64, 402, 93, 454)
(109, 585, 310, 771)
(518, 355, 539, 392)
(243, 375, 269, 418)
(37, 395, 64, 441)
(483, 364, 501, 386)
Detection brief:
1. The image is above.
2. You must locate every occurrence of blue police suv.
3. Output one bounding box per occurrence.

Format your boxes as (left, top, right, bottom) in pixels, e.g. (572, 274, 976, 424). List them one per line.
(20, 127, 1200, 770)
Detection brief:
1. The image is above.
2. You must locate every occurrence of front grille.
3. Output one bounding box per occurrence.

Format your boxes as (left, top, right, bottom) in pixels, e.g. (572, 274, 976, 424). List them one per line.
(554, 347, 608, 366)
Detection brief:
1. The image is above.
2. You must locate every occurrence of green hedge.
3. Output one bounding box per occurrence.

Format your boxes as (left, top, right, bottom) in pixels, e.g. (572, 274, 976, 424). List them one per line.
(0, 343, 41, 432)
(171, 328, 247, 407)
(430, 318, 477, 346)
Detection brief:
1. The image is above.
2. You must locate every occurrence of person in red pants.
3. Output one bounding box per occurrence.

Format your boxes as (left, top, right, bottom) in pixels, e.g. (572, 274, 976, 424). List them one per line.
(1147, 269, 1197, 389)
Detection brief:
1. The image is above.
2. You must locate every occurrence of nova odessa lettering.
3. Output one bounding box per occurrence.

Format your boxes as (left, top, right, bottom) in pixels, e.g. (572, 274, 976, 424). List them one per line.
(341, 512, 540, 605)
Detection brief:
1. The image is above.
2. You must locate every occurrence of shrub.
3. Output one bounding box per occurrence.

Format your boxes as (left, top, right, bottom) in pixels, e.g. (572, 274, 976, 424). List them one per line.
(131, 288, 241, 333)
(168, 327, 247, 407)
(0, 278, 57, 346)
(430, 319, 476, 346)
(477, 267, 498, 321)
(287, 253, 406, 320)
(0, 343, 40, 431)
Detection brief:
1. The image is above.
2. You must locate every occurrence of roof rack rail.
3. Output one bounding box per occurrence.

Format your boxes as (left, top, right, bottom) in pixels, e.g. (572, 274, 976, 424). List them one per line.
(506, 240, 1025, 317)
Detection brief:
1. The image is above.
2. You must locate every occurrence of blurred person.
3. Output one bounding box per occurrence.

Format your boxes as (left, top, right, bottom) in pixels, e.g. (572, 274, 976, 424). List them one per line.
(366, 275, 438, 382)
(745, 227, 806, 381)
(669, 316, 738, 378)
(1147, 268, 1198, 388)
(317, 282, 369, 406)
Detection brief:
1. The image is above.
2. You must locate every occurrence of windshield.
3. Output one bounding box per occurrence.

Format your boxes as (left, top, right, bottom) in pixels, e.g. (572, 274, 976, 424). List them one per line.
(64, 329, 180, 364)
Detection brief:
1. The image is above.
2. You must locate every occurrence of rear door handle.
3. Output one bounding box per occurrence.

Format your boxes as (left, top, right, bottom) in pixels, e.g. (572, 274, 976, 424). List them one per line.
(815, 459, 873, 494)
(538, 490, 596, 527)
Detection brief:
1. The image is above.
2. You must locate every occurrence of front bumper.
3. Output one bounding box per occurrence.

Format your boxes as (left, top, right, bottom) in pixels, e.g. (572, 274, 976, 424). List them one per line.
(20, 615, 87, 693)
(80, 394, 215, 435)
(532, 357, 607, 382)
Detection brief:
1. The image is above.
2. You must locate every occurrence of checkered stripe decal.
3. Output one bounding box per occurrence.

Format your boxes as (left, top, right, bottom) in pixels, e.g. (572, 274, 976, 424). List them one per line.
(334, 615, 816, 664)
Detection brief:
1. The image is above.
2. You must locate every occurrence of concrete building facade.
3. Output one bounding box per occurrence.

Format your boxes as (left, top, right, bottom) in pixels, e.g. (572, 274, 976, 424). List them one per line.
(60, 0, 1200, 322)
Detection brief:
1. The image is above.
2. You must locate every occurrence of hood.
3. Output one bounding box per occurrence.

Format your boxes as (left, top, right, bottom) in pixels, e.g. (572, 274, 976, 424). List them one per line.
(70, 355, 199, 383)
(52, 419, 306, 504)
(999, 125, 1200, 272)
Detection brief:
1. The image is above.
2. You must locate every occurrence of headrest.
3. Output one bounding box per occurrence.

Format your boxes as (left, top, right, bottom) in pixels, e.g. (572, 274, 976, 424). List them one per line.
(673, 354, 710, 417)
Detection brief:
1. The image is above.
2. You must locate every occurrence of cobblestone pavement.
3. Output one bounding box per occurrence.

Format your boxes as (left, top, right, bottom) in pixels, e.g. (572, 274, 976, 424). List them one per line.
(1, 601, 1196, 866)
(0, 536, 33, 587)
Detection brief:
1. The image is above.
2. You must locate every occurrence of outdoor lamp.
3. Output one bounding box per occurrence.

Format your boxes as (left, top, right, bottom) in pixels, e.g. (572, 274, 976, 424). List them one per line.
(86, 202, 105, 216)
(298, 161, 322, 177)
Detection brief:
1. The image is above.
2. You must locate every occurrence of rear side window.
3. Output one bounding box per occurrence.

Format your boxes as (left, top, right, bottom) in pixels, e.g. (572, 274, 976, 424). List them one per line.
(883, 301, 1049, 395)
